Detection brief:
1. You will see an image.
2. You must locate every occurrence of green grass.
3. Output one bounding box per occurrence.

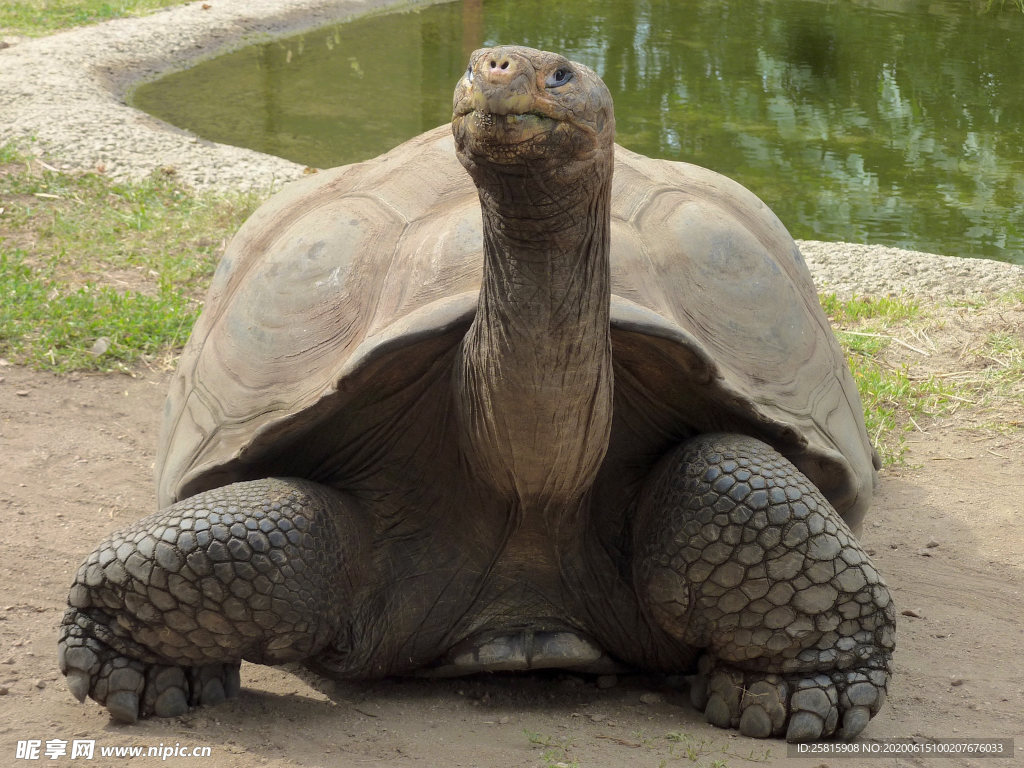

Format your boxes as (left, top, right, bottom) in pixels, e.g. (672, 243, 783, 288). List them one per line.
(844, 354, 956, 463)
(819, 293, 919, 324)
(662, 731, 771, 765)
(0, 141, 264, 371)
(0, 249, 196, 370)
(821, 290, 1023, 461)
(821, 293, 957, 463)
(967, 324, 1024, 408)
(524, 728, 579, 768)
(0, 0, 187, 37)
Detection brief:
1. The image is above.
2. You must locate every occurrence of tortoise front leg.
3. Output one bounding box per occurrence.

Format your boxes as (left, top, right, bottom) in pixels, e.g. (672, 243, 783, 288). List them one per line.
(59, 478, 368, 723)
(632, 434, 895, 742)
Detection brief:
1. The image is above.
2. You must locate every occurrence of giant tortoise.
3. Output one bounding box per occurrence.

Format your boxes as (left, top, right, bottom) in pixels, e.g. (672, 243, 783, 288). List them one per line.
(60, 45, 895, 742)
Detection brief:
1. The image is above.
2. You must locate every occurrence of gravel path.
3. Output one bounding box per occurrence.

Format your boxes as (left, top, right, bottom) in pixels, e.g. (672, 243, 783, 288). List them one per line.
(2, 0, 1022, 299)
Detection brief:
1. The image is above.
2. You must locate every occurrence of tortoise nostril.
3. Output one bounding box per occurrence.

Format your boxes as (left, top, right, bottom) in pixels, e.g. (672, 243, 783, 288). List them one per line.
(484, 55, 516, 78)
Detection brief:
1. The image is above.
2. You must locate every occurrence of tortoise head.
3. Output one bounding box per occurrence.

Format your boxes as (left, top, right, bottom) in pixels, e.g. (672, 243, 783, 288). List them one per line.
(452, 46, 615, 181)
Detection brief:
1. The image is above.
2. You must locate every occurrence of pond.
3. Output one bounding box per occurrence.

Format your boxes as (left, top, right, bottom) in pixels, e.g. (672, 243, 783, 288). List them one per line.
(131, 0, 1024, 265)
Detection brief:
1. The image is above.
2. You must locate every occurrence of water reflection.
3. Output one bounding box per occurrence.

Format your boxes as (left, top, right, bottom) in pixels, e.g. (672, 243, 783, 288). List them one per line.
(132, 0, 1024, 263)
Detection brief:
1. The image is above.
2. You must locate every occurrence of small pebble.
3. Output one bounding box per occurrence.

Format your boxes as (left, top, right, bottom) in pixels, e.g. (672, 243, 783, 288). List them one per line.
(589, 713, 606, 722)
(35, 679, 46, 689)
(926, 539, 940, 548)
(901, 609, 923, 618)
(596, 675, 617, 689)
(951, 678, 964, 686)
(916, 548, 932, 557)
(15, 390, 29, 397)
(499, 716, 509, 724)
(0, 686, 8, 695)
(2, 658, 14, 665)
(639, 692, 663, 705)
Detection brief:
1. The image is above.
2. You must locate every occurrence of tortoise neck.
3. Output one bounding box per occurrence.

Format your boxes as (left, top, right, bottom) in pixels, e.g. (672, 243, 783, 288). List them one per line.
(455, 159, 614, 513)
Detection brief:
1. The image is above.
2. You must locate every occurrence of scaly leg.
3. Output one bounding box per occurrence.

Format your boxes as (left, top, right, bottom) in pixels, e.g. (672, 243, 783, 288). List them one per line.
(59, 478, 368, 722)
(633, 434, 895, 741)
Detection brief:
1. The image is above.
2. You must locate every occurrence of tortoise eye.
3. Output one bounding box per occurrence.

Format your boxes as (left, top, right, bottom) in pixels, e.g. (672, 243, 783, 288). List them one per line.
(545, 67, 573, 88)
(466, 65, 474, 83)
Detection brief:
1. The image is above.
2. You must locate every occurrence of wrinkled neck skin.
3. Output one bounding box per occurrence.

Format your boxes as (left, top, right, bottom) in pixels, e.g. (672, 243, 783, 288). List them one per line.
(455, 152, 614, 524)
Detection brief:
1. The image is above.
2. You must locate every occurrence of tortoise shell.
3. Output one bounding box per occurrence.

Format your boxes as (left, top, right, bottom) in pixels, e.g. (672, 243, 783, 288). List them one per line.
(156, 125, 877, 532)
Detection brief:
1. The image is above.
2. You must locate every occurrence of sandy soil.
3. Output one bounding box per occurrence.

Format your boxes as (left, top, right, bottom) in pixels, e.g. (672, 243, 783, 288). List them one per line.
(1, 313, 1022, 768)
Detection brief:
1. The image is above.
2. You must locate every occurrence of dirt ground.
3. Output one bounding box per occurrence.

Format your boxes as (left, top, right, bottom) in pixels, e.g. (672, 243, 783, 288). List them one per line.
(1, 338, 1022, 768)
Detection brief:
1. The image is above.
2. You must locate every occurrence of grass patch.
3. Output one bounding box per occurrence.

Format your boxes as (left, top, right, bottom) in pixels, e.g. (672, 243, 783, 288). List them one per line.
(961, 325, 1024, 406)
(822, 293, 957, 463)
(524, 728, 578, 768)
(819, 293, 919, 324)
(0, 141, 265, 371)
(664, 731, 771, 764)
(1, 0, 186, 37)
(843, 352, 956, 463)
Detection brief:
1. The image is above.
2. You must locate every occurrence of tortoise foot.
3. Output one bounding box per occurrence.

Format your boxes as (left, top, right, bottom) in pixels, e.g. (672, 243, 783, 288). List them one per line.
(688, 654, 888, 741)
(59, 478, 369, 720)
(633, 433, 895, 741)
(59, 615, 241, 722)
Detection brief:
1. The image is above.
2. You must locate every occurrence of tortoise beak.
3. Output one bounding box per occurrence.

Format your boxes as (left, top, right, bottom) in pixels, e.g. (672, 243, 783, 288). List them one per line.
(457, 110, 555, 156)
(470, 88, 534, 118)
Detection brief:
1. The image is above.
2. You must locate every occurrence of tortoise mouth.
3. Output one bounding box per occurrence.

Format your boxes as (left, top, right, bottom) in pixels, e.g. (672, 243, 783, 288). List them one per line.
(454, 108, 561, 158)
(460, 108, 556, 130)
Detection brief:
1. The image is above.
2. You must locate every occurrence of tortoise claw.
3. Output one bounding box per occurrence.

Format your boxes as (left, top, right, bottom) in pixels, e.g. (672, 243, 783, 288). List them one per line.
(59, 612, 242, 721)
(106, 691, 140, 724)
(694, 660, 888, 742)
(786, 710, 825, 742)
(839, 706, 872, 740)
(66, 669, 90, 702)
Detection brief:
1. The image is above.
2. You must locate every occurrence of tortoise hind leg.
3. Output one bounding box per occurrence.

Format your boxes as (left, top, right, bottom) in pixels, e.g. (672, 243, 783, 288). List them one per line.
(59, 478, 368, 722)
(632, 433, 895, 742)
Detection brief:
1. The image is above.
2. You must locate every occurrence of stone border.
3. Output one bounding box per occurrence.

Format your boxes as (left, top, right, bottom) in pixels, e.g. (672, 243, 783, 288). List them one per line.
(1, 1, 1022, 298)
(797, 240, 1023, 300)
(0, 0, 429, 191)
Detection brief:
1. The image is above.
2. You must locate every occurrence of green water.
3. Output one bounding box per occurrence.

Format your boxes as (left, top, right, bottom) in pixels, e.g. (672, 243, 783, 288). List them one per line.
(133, 0, 1024, 264)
